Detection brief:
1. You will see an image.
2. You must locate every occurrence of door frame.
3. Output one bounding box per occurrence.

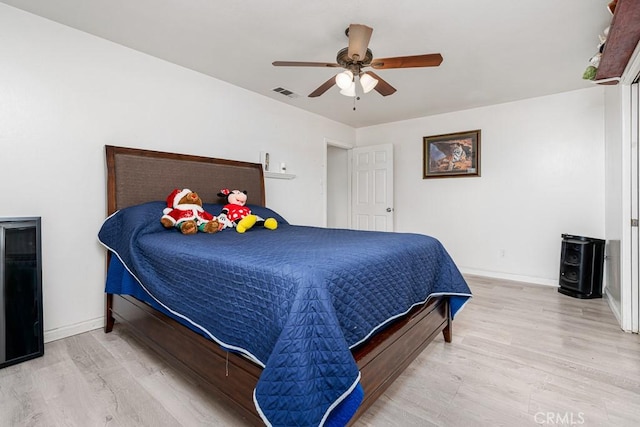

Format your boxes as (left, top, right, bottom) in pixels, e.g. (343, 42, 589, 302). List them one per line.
(629, 82, 639, 333)
(323, 138, 354, 228)
(610, 51, 640, 332)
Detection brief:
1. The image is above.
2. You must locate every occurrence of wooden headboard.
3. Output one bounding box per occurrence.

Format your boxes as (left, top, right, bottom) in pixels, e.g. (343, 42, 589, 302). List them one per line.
(105, 145, 265, 215)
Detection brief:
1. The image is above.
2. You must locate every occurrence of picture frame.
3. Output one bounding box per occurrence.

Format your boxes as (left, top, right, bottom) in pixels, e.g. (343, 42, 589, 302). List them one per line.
(423, 130, 481, 179)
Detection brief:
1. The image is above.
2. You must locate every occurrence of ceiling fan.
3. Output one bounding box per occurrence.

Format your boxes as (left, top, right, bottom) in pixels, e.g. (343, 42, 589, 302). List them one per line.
(272, 24, 443, 98)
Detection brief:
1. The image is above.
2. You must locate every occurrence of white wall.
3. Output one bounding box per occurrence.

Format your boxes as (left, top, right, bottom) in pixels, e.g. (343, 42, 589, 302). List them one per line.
(356, 88, 606, 285)
(0, 4, 354, 341)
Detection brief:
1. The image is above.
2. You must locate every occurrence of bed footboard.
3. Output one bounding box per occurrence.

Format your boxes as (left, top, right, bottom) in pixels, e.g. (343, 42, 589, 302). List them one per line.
(105, 293, 114, 333)
(106, 294, 450, 425)
(110, 294, 264, 425)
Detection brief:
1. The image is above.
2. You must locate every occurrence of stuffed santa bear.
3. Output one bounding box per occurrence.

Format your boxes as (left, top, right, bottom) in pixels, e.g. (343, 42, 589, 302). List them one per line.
(217, 188, 277, 233)
(161, 188, 220, 234)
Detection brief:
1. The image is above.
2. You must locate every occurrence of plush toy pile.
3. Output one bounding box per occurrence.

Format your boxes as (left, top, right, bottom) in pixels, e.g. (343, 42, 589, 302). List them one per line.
(160, 189, 220, 234)
(583, 1, 617, 81)
(217, 188, 278, 233)
(160, 188, 278, 234)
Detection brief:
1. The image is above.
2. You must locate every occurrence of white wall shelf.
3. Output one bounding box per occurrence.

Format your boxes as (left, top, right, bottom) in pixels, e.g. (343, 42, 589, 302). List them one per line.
(264, 171, 296, 180)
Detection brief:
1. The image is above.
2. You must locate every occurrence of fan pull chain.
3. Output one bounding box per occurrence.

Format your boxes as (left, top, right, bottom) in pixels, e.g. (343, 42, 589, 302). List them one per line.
(353, 96, 360, 111)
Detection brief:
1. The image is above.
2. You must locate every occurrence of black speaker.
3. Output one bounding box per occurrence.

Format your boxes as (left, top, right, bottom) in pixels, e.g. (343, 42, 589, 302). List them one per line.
(558, 234, 605, 299)
(1, 217, 44, 369)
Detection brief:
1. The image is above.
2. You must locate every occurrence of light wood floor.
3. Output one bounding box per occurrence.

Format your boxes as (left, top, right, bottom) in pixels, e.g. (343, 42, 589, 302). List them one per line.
(1, 276, 639, 426)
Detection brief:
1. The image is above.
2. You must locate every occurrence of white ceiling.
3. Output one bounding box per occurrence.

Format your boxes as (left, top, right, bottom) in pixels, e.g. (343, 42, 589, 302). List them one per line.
(1, 0, 612, 128)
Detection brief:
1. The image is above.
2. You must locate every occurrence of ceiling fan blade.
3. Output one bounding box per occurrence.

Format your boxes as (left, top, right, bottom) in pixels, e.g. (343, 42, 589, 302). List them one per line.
(308, 76, 337, 97)
(272, 61, 340, 68)
(347, 24, 373, 61)
(370, 53, 443, 69)
(365, 71, 397, 96)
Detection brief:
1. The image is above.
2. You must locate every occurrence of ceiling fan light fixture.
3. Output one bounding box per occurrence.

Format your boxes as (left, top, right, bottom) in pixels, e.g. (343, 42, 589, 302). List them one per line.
(339, 81, 357, 97)
(359, 73, 378, 93)
(335, 70, 354, 90)
(272, 24, 441, 101)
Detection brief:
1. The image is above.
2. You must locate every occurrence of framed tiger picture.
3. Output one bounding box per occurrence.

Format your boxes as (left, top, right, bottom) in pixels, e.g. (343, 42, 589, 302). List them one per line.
(423, 130, 481, 179)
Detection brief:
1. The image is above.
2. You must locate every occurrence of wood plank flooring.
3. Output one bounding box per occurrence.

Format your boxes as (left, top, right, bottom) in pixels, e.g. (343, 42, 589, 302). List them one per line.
(1, 275, 638, 426)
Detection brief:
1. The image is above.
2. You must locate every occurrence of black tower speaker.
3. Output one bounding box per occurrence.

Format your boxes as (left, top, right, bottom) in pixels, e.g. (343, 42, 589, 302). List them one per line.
(558, 234, 605, 299)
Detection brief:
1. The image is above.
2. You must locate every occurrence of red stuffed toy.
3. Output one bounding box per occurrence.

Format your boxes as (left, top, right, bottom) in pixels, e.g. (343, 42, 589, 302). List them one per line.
(217, 188, 277, 233)
(161, 188, 220, 234)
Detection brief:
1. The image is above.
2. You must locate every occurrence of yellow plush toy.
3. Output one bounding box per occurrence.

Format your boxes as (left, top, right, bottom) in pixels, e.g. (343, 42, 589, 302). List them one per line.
(217, 189, 277, 233)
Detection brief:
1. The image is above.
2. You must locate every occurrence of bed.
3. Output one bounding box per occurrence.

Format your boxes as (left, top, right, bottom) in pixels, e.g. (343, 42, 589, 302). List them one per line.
(99, 145, 471, 426)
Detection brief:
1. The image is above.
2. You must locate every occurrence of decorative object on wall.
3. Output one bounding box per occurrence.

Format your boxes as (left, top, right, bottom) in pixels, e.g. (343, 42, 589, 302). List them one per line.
(272, 24, 442, 99)
(259, 151, 270, 171)
(259, 151, 296, 179)
(423, 130, 481, 179)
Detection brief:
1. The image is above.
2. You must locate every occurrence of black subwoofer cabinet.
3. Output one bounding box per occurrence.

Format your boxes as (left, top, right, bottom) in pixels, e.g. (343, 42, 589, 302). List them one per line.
(558, 234, 605, 299)
(0, 217, 43, 369)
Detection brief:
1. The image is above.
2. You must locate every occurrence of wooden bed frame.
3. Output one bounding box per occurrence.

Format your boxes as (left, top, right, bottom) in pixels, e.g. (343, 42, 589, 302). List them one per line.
(103, 145, 452, 426)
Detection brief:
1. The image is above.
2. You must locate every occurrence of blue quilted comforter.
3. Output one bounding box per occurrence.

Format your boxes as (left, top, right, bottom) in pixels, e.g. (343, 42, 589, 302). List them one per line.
(98, 202, 471, 426)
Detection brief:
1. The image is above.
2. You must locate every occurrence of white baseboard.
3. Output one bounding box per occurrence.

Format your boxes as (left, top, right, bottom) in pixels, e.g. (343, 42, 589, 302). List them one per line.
(44, 316, 104, 343)
(460, 268, 558, 287)
(604, 289, 625, 331)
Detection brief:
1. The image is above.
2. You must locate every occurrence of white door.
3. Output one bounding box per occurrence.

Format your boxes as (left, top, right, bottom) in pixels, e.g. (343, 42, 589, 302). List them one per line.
(351, 144, 394, 231)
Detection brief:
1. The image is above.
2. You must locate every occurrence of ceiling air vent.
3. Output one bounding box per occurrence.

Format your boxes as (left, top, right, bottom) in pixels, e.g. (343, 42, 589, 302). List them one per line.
(272, 87, 300, 99)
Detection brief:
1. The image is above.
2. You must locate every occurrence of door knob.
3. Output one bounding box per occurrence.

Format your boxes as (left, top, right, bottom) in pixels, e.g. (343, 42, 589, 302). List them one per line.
(386, 207, 393, 212)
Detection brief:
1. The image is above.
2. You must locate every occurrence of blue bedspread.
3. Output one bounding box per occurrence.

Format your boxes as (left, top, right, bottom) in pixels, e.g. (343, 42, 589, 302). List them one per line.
(98, 202, 471, 426)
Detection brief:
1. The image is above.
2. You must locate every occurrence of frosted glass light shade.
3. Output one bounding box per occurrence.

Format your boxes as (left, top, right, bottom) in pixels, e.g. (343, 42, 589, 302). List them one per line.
(339, 81, 356, 97)
(360, 73, 378, 93)
(335, 70, 354, 89)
